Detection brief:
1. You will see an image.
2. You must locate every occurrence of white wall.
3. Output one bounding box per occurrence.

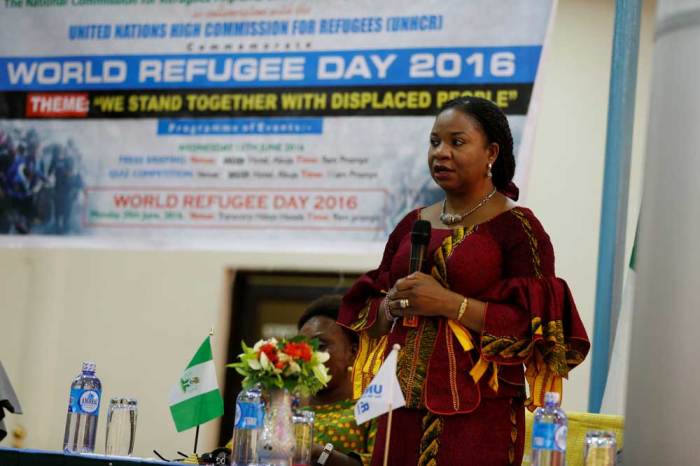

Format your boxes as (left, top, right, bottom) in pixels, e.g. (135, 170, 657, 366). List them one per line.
(625, 1, 700, 462)
(0, 0, 655, 457)
(527, 0, 655, 414)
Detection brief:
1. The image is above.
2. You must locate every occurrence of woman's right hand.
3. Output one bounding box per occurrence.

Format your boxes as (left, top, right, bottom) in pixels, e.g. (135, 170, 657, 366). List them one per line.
(387, 272, 462, 319)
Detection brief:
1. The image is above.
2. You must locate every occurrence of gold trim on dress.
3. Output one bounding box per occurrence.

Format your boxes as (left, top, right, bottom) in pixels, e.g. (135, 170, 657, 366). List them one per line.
(418, 411, 443, 466)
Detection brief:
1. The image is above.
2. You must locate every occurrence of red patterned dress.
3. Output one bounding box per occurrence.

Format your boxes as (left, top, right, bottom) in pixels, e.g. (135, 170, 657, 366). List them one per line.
(338, 207, 590, 466)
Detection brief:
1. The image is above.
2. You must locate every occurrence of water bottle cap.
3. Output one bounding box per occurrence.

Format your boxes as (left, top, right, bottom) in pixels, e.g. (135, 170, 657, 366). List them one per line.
(544, 391, 560, 405)
(81, 361, 96, 373)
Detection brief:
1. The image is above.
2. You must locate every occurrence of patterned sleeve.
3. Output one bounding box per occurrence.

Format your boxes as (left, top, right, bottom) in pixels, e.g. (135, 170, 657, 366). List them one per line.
(337, 210, 416, 399)
(477, 209, 590, 407)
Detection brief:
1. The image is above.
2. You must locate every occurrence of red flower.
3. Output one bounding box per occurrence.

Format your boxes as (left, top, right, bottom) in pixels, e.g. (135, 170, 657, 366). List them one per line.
(259, 343, 279, 364)
(283, 342, 312, 362)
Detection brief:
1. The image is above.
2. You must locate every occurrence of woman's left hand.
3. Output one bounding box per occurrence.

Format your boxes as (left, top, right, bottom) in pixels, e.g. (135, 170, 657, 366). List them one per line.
(387, 272, 463, 319)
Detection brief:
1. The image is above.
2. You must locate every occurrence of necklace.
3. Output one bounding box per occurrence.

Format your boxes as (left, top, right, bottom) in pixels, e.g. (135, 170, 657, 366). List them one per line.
(440, 187, 497, 226)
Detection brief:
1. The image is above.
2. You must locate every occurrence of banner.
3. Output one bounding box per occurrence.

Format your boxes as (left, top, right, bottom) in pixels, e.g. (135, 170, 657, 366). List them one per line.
(0, 0, 553, 249)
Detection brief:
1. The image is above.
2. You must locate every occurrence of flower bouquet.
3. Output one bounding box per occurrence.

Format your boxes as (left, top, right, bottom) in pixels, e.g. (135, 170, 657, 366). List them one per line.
(229, 336, 331, 464)
(228, 335, 332, 396)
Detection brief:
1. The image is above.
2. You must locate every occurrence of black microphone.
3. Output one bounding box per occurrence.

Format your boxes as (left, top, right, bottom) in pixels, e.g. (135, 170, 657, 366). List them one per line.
(409, 220, 432, 273)
(404, 220, 431, 327)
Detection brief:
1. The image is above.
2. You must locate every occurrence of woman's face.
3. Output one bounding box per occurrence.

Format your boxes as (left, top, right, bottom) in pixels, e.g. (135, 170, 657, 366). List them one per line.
(428, 108, 498, 194)
(299, 316, 356, 392)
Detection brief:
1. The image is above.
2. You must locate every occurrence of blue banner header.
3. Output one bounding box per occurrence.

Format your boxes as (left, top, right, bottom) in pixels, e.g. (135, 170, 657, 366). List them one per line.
(0, 46, 540, 91)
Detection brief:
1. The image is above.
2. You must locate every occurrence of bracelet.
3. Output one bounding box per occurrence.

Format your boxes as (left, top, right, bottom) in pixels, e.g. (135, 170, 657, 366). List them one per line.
(382, 296, 398, 323)
(456, 297, 469, 321)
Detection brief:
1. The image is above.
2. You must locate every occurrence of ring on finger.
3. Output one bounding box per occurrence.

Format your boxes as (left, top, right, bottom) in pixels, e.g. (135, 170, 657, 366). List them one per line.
(400, 298, 410, 309)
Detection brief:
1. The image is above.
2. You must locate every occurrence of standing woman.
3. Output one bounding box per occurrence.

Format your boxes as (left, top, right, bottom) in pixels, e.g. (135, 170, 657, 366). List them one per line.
(338, 97, 590, 466)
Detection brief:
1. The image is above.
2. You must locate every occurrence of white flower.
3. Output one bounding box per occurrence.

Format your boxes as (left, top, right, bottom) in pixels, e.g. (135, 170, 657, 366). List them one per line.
(247, 358, 262, 370)
(286, 361, 301, 375)
(312, 363, 332, 385)
(253, 337, 277, 352)
(259, 351, 271, 370)
(316, 351, 330, 364)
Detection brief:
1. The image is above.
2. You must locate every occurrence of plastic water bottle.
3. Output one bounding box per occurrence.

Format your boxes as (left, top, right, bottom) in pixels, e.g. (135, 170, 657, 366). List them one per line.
(531, 391, 567, 466)
(63, 361, 102, 453)
(231, 385, 264, 466)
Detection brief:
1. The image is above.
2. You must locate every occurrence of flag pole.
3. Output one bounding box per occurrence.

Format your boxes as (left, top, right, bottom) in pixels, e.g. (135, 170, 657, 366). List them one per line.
(192, 328, 214, 456)
(382, 404, 393, 466)
(382, 344, 401, 466)
(194, 425, 200, 454)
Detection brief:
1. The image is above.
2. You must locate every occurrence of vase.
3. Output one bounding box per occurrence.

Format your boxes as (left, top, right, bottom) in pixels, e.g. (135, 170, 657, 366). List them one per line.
(257, 388, 296, 466)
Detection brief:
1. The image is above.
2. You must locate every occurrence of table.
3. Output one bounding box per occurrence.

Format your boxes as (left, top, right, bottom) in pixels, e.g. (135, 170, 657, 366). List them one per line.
(0, 448, 180, 466)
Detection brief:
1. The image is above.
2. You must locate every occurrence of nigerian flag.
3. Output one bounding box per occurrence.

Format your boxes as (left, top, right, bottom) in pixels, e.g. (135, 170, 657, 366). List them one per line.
(168, 335, 224, 432)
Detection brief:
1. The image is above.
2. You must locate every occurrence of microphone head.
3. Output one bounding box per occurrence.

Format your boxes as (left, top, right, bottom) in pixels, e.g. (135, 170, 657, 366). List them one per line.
(411, 220, 432, 246)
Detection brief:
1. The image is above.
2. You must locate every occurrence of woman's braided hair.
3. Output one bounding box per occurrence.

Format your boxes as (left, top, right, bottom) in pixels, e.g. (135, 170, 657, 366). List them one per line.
(438, 96, 515, 192)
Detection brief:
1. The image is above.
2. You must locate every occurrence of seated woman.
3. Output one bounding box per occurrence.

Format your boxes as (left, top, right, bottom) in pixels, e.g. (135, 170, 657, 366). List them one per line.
(298, 294, 376, 466)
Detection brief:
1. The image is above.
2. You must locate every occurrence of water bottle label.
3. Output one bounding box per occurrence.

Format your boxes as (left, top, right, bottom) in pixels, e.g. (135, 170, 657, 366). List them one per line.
(69, 388, 101, 415)
(532, 423, 566, 451)
(234, 401, 263, 429)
